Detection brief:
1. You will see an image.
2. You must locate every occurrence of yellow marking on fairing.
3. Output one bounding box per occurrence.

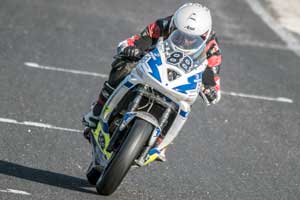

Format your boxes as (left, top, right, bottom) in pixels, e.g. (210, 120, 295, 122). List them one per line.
(92, 122, 111, 159)
(92, 123, 101, 141)
(103, 132, 111, 158)
(103, 106, 111, 119)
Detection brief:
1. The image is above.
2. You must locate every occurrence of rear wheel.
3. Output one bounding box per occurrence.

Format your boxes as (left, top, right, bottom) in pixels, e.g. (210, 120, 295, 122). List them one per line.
(96, 119, 153, 195)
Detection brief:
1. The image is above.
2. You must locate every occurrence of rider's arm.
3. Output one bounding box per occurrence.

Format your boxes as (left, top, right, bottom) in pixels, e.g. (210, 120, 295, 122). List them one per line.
(204, 32, 222, 92)
(117, 16, 173, 54)
(201, 32, 222, 104)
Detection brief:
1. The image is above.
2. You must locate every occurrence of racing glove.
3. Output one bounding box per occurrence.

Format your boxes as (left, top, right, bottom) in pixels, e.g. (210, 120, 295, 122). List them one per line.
(203, 86, 218, 103)
(122, 46, 143, 60)
(201, 67, 221, 105)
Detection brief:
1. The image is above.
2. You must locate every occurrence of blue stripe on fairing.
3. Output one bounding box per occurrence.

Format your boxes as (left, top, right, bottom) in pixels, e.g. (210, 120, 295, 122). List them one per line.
(124, 81, 133, 88)
(147, 48, 162, 82)
(173, 72, 203, 94)
(179, 110, 189, 118)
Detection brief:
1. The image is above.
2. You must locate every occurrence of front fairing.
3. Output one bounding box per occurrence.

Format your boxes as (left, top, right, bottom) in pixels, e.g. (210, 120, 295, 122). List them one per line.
(134, 40, 207, 104)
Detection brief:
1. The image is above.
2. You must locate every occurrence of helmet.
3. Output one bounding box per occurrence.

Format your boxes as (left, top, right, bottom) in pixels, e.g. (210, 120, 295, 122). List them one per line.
(170, 3, 212, 39)
(168, 3, 212, 58)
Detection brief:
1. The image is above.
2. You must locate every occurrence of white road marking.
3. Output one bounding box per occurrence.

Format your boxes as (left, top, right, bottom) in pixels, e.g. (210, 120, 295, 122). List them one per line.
(266, 0, 300, 35)
(24, 62, 294, 103)
(221, 39, 300, 51)
(0, 117, 81, 133)
(222, 91, 293, 103)
(244, 0, 300, 57)
(0, 189, 31, 196)
(24, 62, 108, 78)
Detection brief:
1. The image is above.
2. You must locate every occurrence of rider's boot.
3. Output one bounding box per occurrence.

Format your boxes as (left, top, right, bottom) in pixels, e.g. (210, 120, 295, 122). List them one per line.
(155, 137, 167, 162)
(82, 81, 115, 133)
(157, 148, 167, 162)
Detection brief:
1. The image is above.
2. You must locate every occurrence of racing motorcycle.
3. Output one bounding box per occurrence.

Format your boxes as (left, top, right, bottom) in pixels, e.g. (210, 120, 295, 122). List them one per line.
(84, 31, 209, 195)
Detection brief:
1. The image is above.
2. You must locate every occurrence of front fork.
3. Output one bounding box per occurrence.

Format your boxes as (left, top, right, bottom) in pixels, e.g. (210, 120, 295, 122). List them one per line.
(107, 86, 173, 166)
(134, 107, 171, 166)
(106, 91, 144, 153)
(130, 90, 173, 166)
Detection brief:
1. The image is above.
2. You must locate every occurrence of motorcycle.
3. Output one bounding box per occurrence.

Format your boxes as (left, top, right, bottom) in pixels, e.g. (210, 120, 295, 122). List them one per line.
(84, 36, 208, 195)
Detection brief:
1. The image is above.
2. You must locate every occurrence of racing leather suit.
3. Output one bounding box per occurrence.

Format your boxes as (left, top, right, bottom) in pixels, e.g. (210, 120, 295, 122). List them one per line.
(117, 15, 221, 95)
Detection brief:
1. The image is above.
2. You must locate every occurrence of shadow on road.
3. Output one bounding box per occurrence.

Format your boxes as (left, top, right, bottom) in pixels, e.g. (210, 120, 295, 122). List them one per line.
(0, 160, 98, 195)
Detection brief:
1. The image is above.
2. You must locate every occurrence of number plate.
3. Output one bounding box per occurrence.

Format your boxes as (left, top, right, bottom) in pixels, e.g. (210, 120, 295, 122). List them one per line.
(166, 52, 194, 72)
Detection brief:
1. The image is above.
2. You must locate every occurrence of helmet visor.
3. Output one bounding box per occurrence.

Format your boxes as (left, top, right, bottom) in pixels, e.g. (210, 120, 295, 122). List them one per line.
(170, 30, 205, 52)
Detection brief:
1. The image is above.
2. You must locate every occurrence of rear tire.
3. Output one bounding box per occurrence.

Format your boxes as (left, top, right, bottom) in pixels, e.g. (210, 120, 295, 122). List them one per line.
(96, 119, 153, 195)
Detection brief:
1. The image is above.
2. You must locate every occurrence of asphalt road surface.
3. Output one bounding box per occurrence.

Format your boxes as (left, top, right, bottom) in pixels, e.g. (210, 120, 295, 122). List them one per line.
(0, 0, 299, 199)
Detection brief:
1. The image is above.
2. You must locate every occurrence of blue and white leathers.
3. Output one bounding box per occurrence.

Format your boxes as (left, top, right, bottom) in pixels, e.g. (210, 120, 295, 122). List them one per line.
(100, 38, 207, 157)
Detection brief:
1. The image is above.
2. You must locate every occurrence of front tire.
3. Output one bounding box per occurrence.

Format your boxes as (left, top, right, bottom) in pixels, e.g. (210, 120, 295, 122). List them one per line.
(96, 119, 153, 195)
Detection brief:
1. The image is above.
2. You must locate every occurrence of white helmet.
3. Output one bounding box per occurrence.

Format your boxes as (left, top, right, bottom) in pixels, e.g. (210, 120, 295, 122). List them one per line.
(169, 3, 212, 57)
(170, 3, 212, 39)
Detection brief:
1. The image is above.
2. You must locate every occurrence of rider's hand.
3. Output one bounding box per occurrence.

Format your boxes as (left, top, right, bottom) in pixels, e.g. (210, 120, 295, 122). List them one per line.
(202, 85, 220, 104)
(122, 46, 143, 60)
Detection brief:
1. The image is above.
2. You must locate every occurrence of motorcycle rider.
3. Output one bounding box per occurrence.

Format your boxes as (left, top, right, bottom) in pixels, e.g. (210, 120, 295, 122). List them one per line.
(83, 3, 222, 160)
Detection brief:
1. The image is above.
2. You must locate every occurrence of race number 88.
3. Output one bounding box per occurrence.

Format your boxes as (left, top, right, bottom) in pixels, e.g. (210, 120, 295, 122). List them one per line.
(167, 52, 183, 64)
(167, 52, 193, 72)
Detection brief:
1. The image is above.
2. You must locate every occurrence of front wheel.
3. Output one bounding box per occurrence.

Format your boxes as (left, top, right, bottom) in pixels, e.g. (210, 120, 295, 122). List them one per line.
(96, 119, 153, 195)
